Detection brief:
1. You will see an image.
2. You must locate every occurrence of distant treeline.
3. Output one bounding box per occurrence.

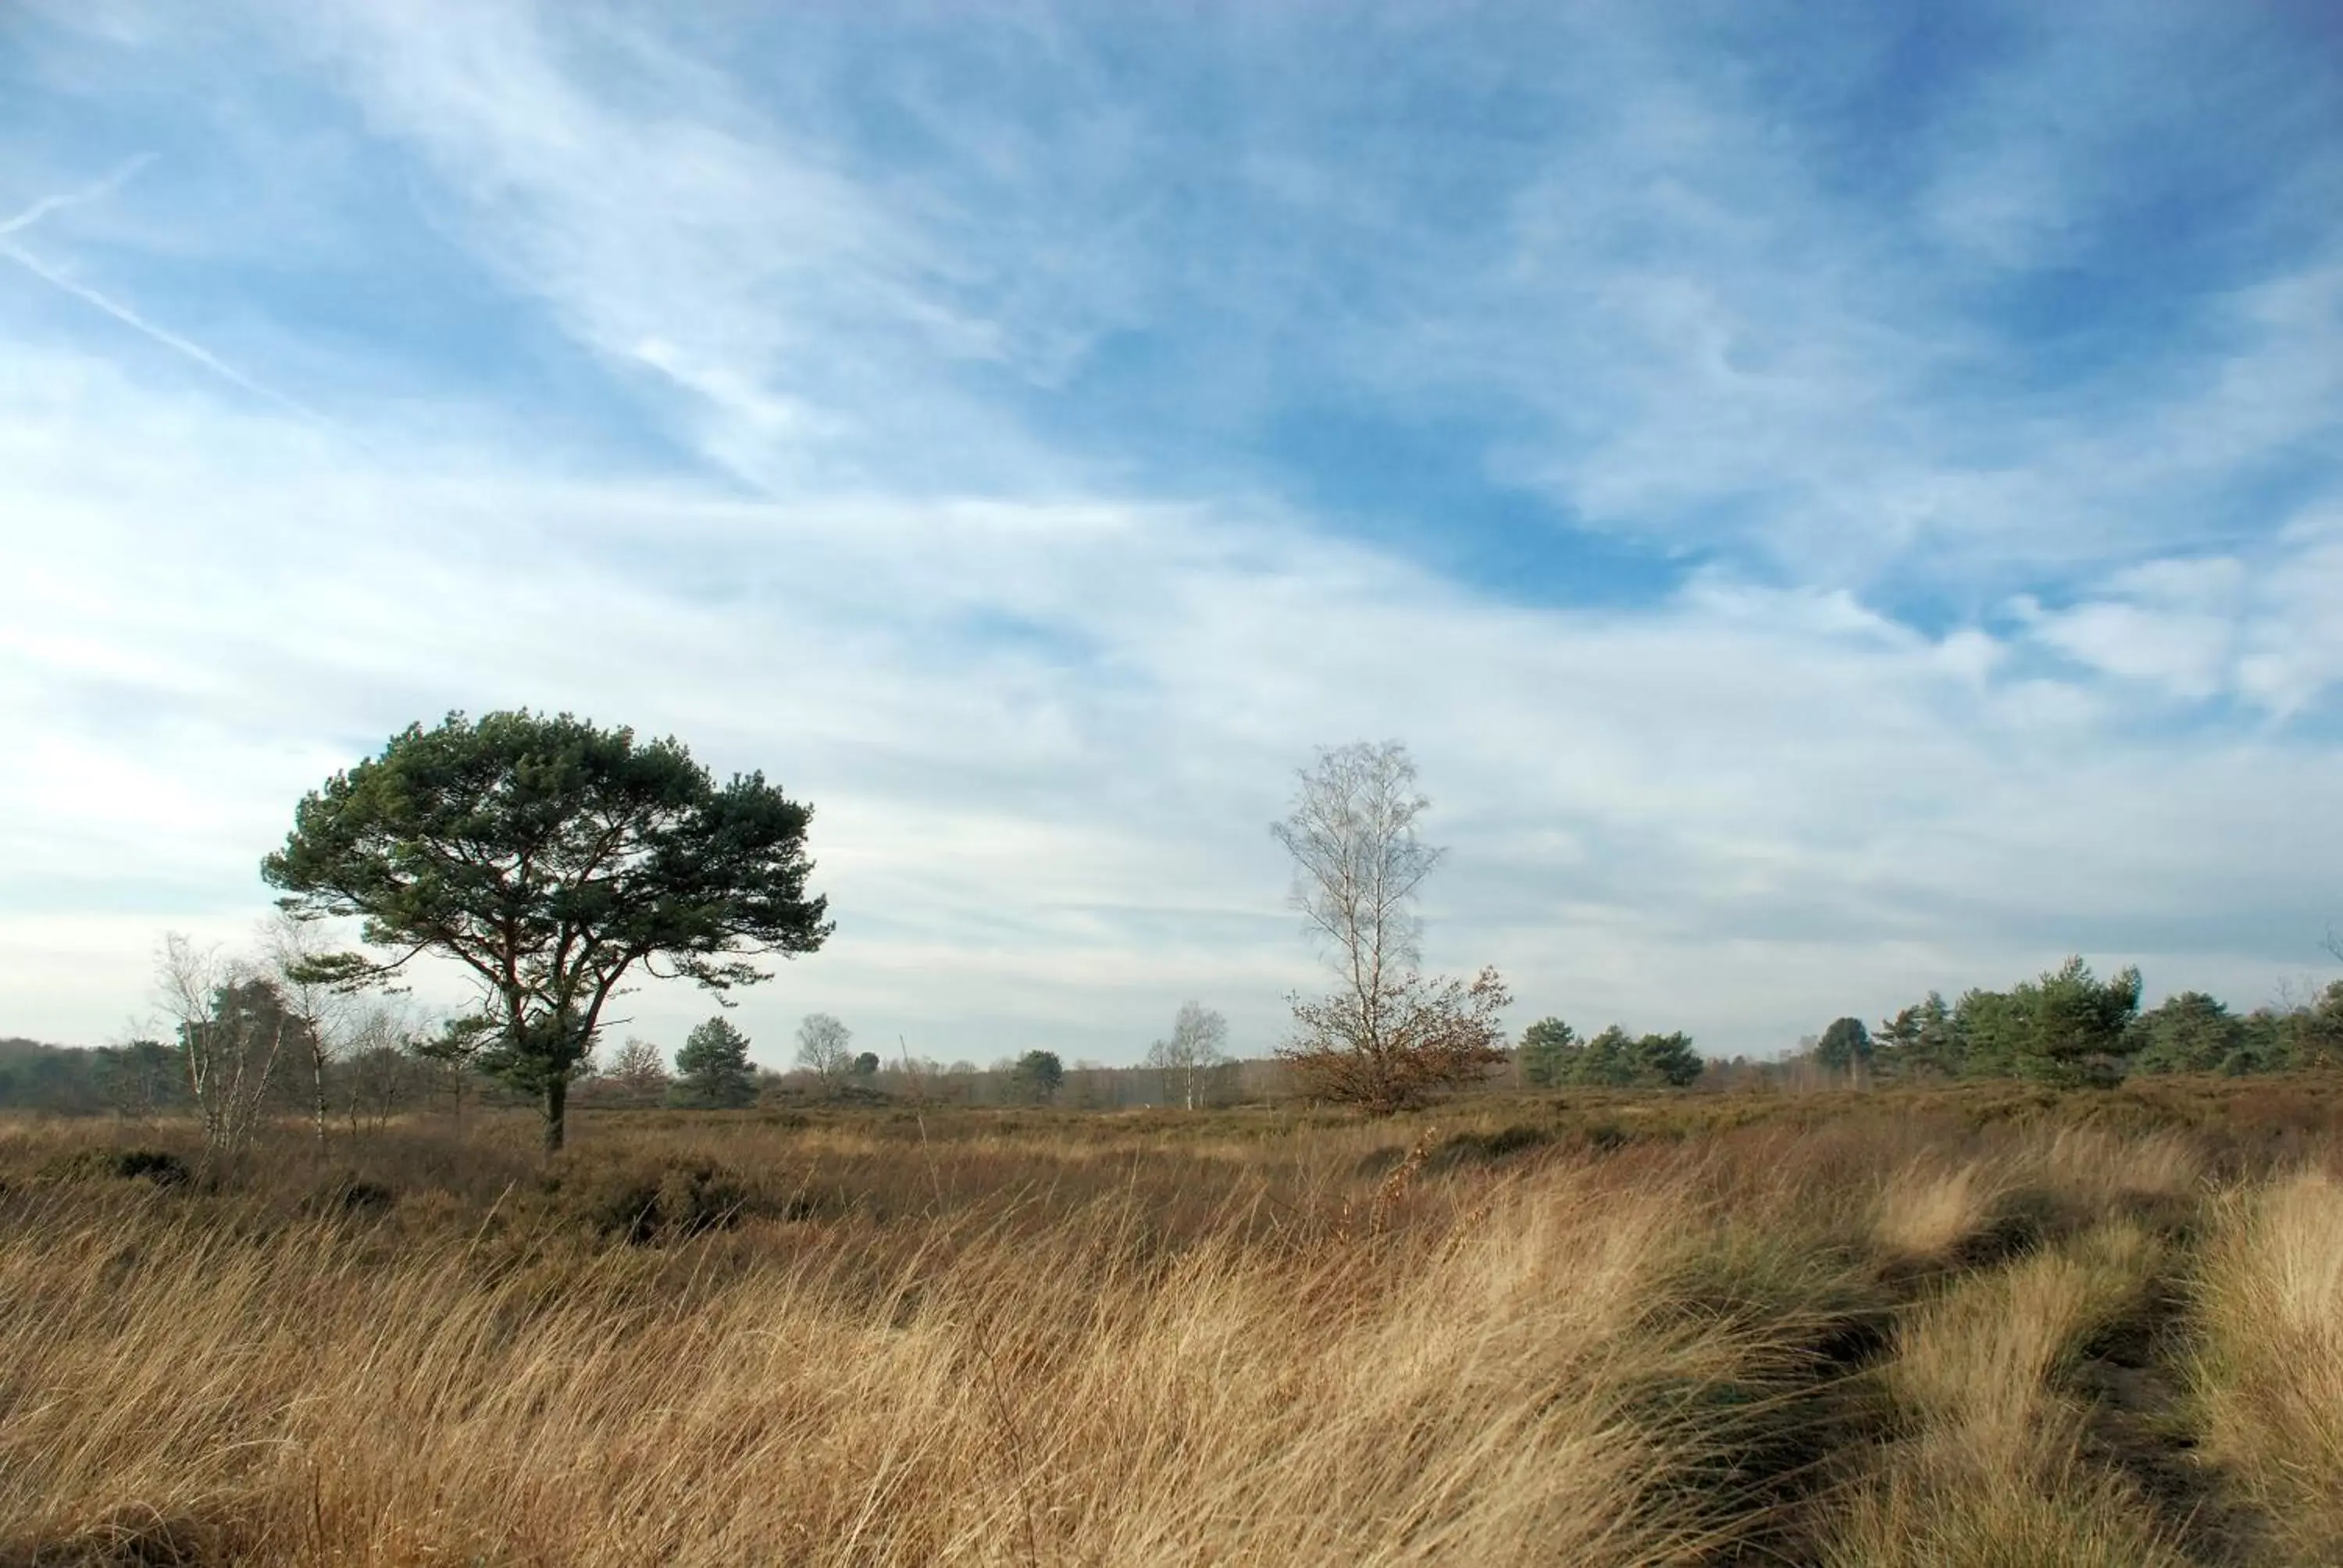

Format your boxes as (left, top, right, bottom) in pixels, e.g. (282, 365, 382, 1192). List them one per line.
(1721, 958, 2343, 1090)
(1498, 957, 2343, 1092)
(0, 1033, 486, 1123)
(6, 955, 2338, 1117)
(0, 1033, 1281, 1118)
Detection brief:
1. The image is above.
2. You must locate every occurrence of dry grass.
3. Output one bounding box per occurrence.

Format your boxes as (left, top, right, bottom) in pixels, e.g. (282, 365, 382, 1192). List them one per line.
(2191, 1166, 2343, 1565)
(0, 1077, 2336, 1566)
(0, 1161, 1827, 1563)
(1822, 1219, 2191, 1568)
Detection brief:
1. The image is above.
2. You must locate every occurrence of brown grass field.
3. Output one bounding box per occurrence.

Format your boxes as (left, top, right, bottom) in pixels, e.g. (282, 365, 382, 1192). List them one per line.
(3, 1077, 2341, 1566)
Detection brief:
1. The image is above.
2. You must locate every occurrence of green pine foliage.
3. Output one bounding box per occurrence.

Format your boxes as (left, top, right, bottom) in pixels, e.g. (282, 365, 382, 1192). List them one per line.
(1010, 1049, 1065, 1104)
(261, 709, 831, 1150)
(1517, 1018, 1579, 1087)
(672, 1017, 758, 1109)
(1946, 958, 2142, 1085)
(1878, 958, 2154, 1086)
(1812, 1017, 1872, 1074)
(1516, 1020, 1703, 1089)
(2127, 991, 2247, 1074)
(1874, 992, 1960, 1079)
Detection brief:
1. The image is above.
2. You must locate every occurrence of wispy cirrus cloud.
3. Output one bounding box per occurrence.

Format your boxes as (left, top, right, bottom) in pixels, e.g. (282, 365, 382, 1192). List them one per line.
(7, 341, 2340, 1060)
(2, 0, 2341, 1063)
(304, 0, 1144, 497)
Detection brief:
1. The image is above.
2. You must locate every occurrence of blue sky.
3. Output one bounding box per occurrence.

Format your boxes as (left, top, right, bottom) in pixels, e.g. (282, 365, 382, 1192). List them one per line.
(4, 0, 2341, 1064)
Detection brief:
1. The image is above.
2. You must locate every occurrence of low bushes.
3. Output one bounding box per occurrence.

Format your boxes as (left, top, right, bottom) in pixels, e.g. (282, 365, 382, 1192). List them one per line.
(37, 1146, 192, 1187)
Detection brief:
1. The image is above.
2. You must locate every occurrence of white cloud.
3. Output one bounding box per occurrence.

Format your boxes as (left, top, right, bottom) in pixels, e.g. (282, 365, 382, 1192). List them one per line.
(6, 343, 2342, 1063)
(2016, 511, 2343, 715)
(1295, 10, 2343, 593)
(2024, 557, 2247, 700)
(5, 0, 2342, 1067)
(298, 0, 1136, 498)
(2237, 515, 2343, 716)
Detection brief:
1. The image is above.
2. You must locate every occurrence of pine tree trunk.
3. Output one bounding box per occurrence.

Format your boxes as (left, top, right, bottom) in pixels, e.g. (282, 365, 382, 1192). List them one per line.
(544, 1075, 567, 1153)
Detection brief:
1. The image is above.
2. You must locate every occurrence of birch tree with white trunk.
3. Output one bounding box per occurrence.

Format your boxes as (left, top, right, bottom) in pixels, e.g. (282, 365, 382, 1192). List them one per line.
(1270, 741, 1509, 1112)
(1146, 1001, 1230, 1110)
(157, 933, 305, 1164)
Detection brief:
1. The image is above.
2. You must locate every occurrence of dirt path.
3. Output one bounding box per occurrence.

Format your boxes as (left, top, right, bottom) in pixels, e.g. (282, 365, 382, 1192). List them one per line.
(2065, 1249, 2265, 1564)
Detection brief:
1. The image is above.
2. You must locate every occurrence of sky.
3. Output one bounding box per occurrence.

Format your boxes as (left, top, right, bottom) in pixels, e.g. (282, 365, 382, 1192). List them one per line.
(3, 0, 2341, 1067)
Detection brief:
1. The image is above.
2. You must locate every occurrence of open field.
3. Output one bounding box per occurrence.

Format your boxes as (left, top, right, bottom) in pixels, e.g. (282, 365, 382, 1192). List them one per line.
(4, 1078, 2343, 1566)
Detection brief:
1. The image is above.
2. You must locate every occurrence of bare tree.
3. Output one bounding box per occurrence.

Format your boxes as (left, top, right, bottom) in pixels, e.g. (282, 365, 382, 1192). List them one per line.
(1146, 1001, 1231, 1110)
(1286, 968, 1511, 1113)
(604, 1036, 672, 1103)
(795, 1013, 854, 1091)
(157, 932, 305, 1163)
(1272, 742, 1442, 1030)
(342, 1001, 417, 1135)
(99, 1030, 179, 1121)
(1271, 742, 1508, 1112)
(262, 912, 361, 1150)
(414, 1013, 494, 1129)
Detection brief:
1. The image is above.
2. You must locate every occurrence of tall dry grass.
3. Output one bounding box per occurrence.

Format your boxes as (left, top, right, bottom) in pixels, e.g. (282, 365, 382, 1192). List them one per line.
(2191, 1165, 2343, 1565)
(1, 1158, 1857, 1564)
(0, 1080, 2334, 1566)
(1821, 1218, 2191, 1568)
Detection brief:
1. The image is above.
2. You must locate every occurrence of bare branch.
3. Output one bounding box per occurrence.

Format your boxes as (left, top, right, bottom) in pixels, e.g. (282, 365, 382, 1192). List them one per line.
(1270, 743, 1503, 1111)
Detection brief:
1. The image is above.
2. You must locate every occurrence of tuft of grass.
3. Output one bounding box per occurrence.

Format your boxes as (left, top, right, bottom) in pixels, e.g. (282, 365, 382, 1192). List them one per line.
(1873, 1160, 2004, 1262)
(2189, 1166, 2343, 1564)
(1821, 1218, 2192, 1568)
(1820, 1475, 2195, 1568)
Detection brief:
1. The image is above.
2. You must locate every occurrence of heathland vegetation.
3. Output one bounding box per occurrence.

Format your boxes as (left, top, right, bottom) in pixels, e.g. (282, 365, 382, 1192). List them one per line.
(5, 1082, 2343, 1565)
(7, 711, 2343, 1563)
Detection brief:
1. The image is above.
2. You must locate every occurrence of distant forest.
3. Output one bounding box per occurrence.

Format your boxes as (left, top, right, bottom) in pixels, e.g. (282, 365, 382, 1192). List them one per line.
(0, 1032, 1276, 1120)
(6, 954, 2338, 1117)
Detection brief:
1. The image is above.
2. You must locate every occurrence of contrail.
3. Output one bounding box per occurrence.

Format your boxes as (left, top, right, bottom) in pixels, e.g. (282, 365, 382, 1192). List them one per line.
(1, 240, 332, 428)
(0, 154, 156, 238)
(2, 153, 352, 437)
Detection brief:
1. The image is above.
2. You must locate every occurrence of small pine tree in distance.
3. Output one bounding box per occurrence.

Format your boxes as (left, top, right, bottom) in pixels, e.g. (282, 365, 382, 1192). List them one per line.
(1011, 1049, 1065, 1105)
(1813, 1017, 1873, 1077)
(673, 1016, 757, 1108)
(1518, 1017, 1579, 1087)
